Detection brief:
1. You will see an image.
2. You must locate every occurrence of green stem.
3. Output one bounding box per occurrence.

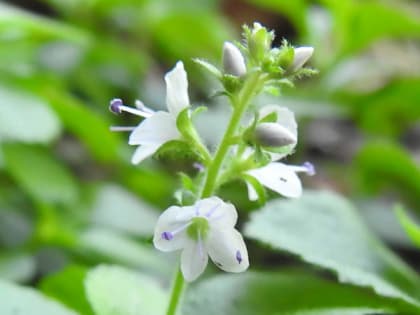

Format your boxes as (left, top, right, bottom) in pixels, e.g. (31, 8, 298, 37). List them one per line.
(201, 72, 262, 198)
(166, 268, 186, 315)
(165, 72, 263, 315)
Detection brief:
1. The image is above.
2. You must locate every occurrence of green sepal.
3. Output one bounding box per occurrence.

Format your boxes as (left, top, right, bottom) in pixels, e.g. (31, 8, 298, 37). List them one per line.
(221, 74, 242, 94)
(254, 145, 271, 167)
(259, 111, 278, 123)
(275, 40, 295, 69)
(174, 189, 196, 206)
(176, 107, 211, 163)
(193, 58, 222, 78)
(155, 140, 202, 162)
(242, 173, 267, 205)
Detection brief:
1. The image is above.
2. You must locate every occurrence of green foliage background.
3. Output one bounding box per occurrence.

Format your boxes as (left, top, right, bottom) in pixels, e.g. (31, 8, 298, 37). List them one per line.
(1, 0, 420, 314)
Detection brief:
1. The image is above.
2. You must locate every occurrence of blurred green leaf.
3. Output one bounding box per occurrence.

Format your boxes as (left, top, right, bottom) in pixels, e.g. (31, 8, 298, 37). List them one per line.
(0, 86, 60, 143)
(42, 86, 121, 163)
(182, 271, 413, 315)
(91, 184, 159, 237)
(0, 254, 36, 283)
(0, 3, 89, 44)
(244, 190, 420, 309)
(324, 0, 420, 57)
(78, 228, 171, 275)
(85, 265, 167, 315)
(0, 279, 79, 315)
(40, 265, 94, 315)
(356, 142, 420, 209)
(395, 205, 420, 249)
(3, 144, 78, 204)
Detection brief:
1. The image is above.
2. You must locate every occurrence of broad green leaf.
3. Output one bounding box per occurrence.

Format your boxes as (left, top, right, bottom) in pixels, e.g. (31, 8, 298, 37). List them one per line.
(244, 190, 420, 308)
(85, 265, 167, 315)
(3, 144, 78, 204)
(395, 206, 420, 249)
(182, 271, 415, 315)
(0, 254, 36, 283)
(0, 86, 60, 143)
(355, 142, 420, 210)
(40, 265, 94, 315)
(78, 228, 171, 275)
(91, 184, 159, 237)
(0, 279, 78, 315)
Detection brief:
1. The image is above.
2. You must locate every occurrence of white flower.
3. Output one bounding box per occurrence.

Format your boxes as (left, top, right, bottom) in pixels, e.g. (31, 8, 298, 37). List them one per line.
(223, 42, 246, 77)
(291, 46, 314, 71)
(109, 61, 190, 164)
(153, 197, 249, 282)
(258, 105, 298, 161)
(246, 161, 315, 201)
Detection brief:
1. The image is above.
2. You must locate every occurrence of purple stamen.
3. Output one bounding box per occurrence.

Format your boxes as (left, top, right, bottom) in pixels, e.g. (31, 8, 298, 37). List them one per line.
(303, 161, 316, 176)
(161, 231, 174, 241)
(109, 98, 123, 114)
(236, 250, 242, 264)
(193, 162, 205, 172)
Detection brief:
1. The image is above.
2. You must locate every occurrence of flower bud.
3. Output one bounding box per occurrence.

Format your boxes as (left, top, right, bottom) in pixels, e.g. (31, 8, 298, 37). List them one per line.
(247, 22, 274, 62)
(290, 47, 314, 71)
(255, 122, 297, 147)
(223, 42, 246, 77)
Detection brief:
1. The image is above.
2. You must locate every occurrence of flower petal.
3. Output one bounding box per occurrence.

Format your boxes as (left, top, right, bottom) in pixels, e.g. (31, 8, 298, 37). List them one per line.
(181, 240, 208, 282)
(129, 111, 180, 146)
(153, 205, 194, 252)
(207, 228, 249, 273)
(259, 105, 297, 139)
(131, 144, 161, 164)
(247, 162, 302, 198)
(196, 197, 238, 229)
(165, 61, 190, 116)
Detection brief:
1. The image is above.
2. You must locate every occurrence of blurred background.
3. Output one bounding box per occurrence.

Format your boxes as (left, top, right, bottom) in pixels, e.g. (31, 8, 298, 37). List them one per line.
(1, 0, 420, 312)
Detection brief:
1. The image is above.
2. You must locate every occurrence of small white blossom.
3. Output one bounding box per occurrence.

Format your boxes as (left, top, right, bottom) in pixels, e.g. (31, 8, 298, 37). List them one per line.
(153, 197, 249, 282)
(246, 161, 315, 201)
(223, 42, 246, 77)
(291, 46, 314, 71)
(109, 61, 190, 164)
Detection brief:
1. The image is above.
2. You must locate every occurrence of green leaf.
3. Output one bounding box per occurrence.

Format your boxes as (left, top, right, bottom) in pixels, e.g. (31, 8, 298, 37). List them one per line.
(78, 228, 171, 275)
(3, 144, 78, 204)
(244, 190, 420, 309)
(182, 271, 414, 315)
(395, 205, 420, 249)
(91, 184, 159, 237)
(0, 279, 78, 315)
(40, 265, 94, 315)
(0, 86, 60, 143)
(355, 142, 420, 210)
(85, 265, 167, 315)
